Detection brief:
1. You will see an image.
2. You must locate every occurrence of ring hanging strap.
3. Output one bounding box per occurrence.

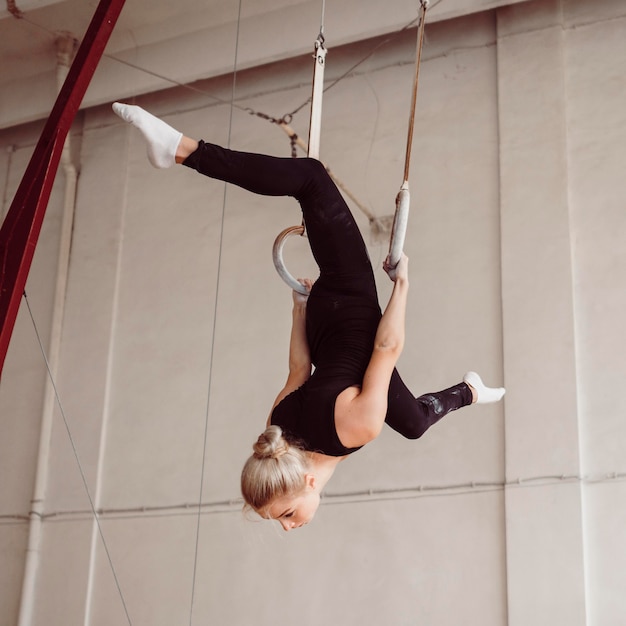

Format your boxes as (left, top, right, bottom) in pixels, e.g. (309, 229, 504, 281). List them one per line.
(272, 26, 327, 295)
(402, 0, 428, 184)
(307, 34, 327, 160)
(388, 0, 428, 268)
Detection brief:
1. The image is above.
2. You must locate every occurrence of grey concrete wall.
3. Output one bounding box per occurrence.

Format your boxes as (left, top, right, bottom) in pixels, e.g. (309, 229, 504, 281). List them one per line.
(1, 0, 625, 624)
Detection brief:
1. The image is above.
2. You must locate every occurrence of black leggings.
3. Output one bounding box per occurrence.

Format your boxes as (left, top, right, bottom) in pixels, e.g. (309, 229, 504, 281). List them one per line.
(183, 141, 472, 439)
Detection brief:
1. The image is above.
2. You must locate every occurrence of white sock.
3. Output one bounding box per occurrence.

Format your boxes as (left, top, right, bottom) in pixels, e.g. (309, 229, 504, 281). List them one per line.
(463, 371, 505, 404)
(112, 102, 182, 169)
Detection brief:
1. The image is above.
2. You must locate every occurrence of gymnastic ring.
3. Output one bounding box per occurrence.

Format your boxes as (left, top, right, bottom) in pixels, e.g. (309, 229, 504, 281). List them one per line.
(272, 224, 309, 295)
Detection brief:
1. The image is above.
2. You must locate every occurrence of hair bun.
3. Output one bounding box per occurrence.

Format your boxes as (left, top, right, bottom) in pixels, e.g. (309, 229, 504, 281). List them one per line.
(253, 425, 289, 460)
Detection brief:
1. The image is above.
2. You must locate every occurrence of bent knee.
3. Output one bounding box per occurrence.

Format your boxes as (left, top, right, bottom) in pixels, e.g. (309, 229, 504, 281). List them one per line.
(299, 157, 329, 183)
(397, 424, 428, 440)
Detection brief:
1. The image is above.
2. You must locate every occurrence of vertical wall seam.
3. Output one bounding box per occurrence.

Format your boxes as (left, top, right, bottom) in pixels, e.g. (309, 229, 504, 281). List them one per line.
(493, 6, 513, 626)
(559, 0, 590, 622)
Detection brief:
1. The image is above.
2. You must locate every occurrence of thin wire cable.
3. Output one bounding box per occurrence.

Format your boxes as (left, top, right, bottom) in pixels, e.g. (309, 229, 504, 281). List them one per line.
(286, 13, 421, 120)
(285, 0, 448, 120)
(23, 291, 133, 626)
(19, 8, 435, 131)
(187, 1, 243, 624)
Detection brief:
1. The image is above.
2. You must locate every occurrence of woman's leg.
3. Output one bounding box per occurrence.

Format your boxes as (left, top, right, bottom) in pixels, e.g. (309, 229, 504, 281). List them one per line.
(112, 102, 374, 288)
(385, 370, 505, 439)
(385, 370, 473, 439)
(183, 141, 375, 289)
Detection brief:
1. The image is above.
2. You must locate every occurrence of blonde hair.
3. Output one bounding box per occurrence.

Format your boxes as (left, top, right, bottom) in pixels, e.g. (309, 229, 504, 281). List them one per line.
(241, 425, 309, 514)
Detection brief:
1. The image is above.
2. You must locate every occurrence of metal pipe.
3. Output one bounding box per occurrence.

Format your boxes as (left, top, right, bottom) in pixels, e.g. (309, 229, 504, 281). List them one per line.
(17, 31, 78, 626)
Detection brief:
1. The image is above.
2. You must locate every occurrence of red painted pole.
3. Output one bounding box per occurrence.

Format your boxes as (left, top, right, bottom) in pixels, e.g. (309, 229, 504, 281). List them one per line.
(0, 0, 126, 377)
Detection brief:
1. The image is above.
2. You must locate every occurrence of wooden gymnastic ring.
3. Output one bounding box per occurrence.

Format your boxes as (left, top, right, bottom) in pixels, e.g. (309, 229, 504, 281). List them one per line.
(388, 184, 410, 267)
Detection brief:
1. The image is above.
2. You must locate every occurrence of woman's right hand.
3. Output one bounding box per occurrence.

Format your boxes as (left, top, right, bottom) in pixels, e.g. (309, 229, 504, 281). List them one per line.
(383, 253, 409, 282)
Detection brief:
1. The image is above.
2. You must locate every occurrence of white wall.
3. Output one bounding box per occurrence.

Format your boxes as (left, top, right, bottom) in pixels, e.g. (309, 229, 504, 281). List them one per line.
(0, 0, 533, 129)
(1, 0, 625, 624)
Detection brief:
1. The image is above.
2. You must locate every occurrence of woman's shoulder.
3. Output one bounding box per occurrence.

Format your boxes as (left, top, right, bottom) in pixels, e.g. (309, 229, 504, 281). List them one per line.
(273, 381, 362, 457)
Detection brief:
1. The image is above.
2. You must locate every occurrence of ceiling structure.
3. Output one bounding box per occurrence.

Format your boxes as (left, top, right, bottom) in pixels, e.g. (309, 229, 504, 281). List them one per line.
(0, 0, 529, 129)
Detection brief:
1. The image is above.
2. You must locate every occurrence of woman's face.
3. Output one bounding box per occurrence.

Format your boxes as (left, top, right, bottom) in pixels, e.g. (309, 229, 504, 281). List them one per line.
(266, 478, 320, 531)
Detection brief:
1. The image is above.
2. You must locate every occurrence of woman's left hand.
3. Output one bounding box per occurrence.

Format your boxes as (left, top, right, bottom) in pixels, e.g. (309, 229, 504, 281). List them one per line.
(293, 278, 314, 305)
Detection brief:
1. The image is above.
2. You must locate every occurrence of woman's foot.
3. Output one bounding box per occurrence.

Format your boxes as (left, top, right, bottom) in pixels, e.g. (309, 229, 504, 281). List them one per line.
(112, 102, 182, 169)
(463, 371, 505, 404)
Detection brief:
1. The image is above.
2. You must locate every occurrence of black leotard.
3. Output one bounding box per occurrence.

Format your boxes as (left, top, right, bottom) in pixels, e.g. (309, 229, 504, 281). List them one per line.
(271, 279, 381, 455)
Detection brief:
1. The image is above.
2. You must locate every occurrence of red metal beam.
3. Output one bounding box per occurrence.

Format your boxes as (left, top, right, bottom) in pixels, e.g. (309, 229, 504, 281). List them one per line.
(0, 0, 126, 377)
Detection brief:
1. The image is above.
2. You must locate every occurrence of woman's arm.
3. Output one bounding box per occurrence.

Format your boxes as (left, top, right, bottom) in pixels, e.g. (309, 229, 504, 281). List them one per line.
(335, 255, 409, 446)
(267, 280, 313, 424)
(285, 290, 313, 386)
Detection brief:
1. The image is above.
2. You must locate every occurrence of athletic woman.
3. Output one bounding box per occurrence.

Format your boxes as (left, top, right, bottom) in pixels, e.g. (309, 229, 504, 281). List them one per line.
(112, 102, 505, 531)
